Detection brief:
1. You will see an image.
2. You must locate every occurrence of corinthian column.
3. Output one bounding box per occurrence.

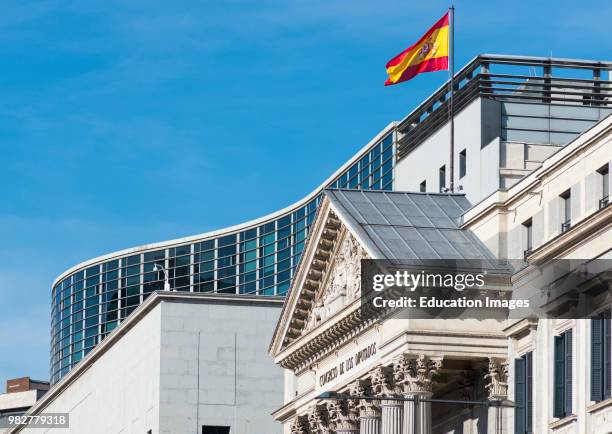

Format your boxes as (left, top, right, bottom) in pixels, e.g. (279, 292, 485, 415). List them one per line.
(394, 354, 442, 434)
(484, 358, 509, 434)
(307, 405, 330, 434)
(371, 365, 402, 434)
(290, 415, 309, 434)
(327, 399, 359, 434)
(350, 379, 381, 434)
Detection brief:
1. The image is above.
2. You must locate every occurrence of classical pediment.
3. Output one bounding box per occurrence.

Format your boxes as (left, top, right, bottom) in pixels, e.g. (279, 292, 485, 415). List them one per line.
(269, 189, 492, 371)
(269, 196, 374, 368)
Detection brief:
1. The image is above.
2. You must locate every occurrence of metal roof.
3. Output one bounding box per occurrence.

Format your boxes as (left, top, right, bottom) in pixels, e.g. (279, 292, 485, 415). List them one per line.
(324, 189, 497, 262)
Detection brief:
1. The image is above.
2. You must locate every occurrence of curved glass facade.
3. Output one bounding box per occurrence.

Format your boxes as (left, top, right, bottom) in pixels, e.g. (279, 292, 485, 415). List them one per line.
(50, 131, 395, 383)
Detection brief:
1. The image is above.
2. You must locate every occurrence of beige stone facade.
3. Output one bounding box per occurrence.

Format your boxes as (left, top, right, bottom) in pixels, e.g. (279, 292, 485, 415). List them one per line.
(270, 115, 612, 434)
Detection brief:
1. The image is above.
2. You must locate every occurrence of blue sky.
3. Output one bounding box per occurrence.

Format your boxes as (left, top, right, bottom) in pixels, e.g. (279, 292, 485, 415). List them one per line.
(1, 0, 611, 385)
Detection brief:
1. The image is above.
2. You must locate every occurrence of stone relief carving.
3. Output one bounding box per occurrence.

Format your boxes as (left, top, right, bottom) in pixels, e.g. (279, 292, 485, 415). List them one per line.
(290, 414, 309, 434)
(484, 358, 508, 399)
(370, 365, 395, 396)
(394, 354, 443, 395)
(349, 379, 381, 418)
(303, 232, 367, 333)
(326, 399, 359, 432)
(307, 405, 330, 434)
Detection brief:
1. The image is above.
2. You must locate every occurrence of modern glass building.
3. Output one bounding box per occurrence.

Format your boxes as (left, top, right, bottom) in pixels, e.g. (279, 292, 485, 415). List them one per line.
(50, 126, 395, 383)
(50, 54, 612, 383)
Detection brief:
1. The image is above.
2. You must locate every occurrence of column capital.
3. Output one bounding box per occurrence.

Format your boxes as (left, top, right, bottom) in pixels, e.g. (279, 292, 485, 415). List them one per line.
(290, 414, 309, 434)
(484, 358, 509, 400)
(349, 378, 381, 418)
(394, 354, 442, 395)
(326, 399, 359, 432)
(307, 404, 330, 434)
(370, 365, 396, 397)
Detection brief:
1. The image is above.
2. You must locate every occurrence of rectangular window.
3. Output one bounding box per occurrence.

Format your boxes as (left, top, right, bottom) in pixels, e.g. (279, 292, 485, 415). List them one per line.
(459, 149, 466, 178)
(419, 180, 426, 192)
(591, 316, 611, 402)
(560, 190, 571, 232)
(523, 219, 533, 258)
(439, 165, 446, 192)
(598, 164, 610, 209)
(514, 352, 533, 434)
(554, 329, 573, 418)
(202, 426, 230, 434)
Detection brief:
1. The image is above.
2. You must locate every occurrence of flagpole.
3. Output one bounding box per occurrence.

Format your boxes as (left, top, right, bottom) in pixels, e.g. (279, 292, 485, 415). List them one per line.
(448, 4, 455, 193)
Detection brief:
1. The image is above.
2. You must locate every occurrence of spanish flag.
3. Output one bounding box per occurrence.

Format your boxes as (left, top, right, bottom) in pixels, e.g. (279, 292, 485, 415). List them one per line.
(385, 13, 449, 86)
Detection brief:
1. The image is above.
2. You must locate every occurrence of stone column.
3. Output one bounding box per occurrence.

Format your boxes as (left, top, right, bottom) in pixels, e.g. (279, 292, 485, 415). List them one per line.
(350, 379, 381, 434)
(484, 358, 509, 434)
(290, 414, 309, 434)
(308, 404, 330, 434)
(327, 399, 359, 434)
(371, 365, 403, 434)
(394, 354, 442, 434)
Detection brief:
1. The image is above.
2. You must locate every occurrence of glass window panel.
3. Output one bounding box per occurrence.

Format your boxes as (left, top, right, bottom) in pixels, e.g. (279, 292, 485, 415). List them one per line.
(218, 234, 236, 247)
(175, 245, 190, 256)
(126, 285, 140, 297)
(278, 248, 291, 261)
(278, 281, 290, 295)
(262, 222, 275, 234)
(86, 276, 99, 287)
(126, 275, 140, 286)
(293, 207, 305, 220)
(278, 215, 291, 228)
(104, 260, 119, 271)
(104, 270, 118, 281)
(144, 250, 165, 262)
(86, 265, 100, 277)
(126, 255, 140, 266)
(175, 255, 190, 266)
(218, 245, 236, 258)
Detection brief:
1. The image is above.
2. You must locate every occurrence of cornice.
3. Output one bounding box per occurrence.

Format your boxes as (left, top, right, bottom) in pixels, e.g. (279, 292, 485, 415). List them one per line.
(527, 204, 612, 263)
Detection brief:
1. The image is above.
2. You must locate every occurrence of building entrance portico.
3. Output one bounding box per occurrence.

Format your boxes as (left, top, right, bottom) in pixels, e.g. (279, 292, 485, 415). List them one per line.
(270, 190, 512, 434)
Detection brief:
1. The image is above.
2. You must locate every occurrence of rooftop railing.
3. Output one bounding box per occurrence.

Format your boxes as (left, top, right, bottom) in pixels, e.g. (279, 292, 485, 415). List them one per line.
(396, 54, 612, 161)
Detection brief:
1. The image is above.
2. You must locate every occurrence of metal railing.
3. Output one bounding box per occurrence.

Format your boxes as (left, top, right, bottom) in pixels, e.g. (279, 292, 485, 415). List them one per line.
(396, 54, 612, 161)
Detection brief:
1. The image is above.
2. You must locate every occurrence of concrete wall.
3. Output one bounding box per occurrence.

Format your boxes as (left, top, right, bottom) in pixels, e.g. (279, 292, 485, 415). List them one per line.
(15, 296, 283, 434)
(21, 304, 162, 434)
(394, 96, 611, 206)
(394, 97, 501, 204)
(158, 300, 283, 434)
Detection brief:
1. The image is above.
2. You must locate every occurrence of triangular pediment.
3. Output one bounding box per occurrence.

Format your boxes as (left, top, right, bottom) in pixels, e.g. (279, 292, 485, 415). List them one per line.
(270, 196, 372, 364)
(301, 230, 367, 334)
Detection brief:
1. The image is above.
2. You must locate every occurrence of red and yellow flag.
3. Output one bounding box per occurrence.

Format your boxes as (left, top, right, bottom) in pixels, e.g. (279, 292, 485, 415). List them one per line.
(385, 13, 449, 86)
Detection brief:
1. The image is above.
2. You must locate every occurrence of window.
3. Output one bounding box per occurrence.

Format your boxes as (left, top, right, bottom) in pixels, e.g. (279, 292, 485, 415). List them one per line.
(202, 426, 230, 434)
(598, 164, 610, 209)
(560, 190, 571, 233)
(419, 180, 426, 192)
(522, 219, 533, 259)
(515, 352, 533, 434)
(459, 149, 467, 178)
(439, 165, 446, 192)
(591, 316, 611, 402)
(554, 329, 573, 418)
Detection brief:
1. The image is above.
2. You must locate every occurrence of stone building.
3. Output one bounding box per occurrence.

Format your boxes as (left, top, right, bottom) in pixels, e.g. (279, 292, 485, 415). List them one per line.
(270, 114, 612, 433)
